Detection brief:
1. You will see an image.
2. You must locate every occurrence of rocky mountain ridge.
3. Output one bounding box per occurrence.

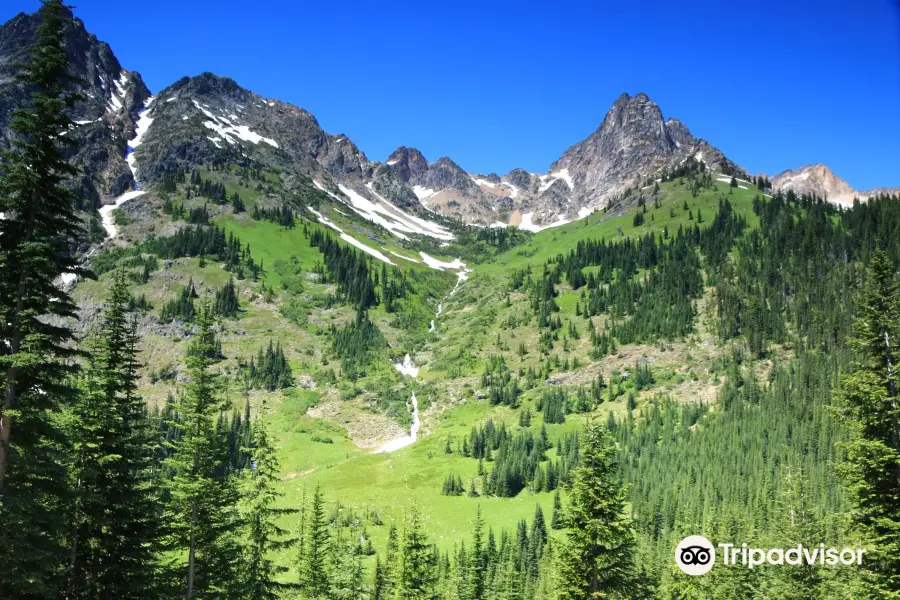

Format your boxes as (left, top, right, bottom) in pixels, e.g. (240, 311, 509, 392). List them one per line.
(770, 163, 900, 206)
(0, 6, 895, 234)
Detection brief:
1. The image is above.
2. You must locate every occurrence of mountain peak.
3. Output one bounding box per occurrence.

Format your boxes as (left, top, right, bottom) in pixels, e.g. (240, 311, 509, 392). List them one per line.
(386, 146, 429, 183)
(0, 5, 151, 203)
(771, 163, 858, 206)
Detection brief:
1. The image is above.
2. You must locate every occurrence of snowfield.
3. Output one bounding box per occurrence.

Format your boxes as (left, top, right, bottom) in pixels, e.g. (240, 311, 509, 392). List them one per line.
(412, 185, 438, 201)
(126, 96, 156, 180)
(501, 181, 520, 198)
(518, 211, 570, 233)
(311, 179, 454, 242)
(419, 252, 466, 271)
(100, 190, 146, 238)
(306, 206, 395, 265)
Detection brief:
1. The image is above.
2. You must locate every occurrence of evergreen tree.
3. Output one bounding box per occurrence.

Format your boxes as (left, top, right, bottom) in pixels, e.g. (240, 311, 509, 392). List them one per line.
(239, 341, 293, 391)
(214, 278, 240, 318)
(839, 247, 900, 597)
(298, 485, 331, 598)
(464, 506, 486, 600)
(325, 526, 366, 600)
(396, 505, 436, 599)
(159, 280, 197, 323)
(65, 270, 163, 599)
(557, 419, 637, 599)
(0, 3, 90, 596)
(239, 412, 299, 599)
(164, 305, 243, 599)
(550, 489, 564, 530)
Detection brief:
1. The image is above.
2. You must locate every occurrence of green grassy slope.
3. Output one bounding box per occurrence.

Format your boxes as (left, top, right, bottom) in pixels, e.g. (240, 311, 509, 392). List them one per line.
(78, 163, 772, 557)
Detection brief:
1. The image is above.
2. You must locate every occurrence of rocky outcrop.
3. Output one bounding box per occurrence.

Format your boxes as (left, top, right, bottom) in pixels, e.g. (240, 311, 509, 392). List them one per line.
(386, 146, 429, 182)
(0, 6, 151, 206)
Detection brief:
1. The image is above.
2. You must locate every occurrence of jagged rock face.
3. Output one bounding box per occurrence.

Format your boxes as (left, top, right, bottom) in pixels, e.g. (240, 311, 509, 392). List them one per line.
(10, 4, 893, 233)
(386, 146, 429, 182)
(370, 163, 419, 209)
(0, 6, 151, 206)
(547, 92, 743, 221)
(420, 157, 479, 196)
(134, 73, 372, 185)
(369, 94, 746, 228)
(505, 168, 535, 192)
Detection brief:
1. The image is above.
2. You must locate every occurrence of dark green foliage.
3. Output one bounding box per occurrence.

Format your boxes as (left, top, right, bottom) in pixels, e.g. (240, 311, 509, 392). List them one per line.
(538, 388, 567, 424)
(164, 306, 244, 598)
(214, 278, 240, 318)
(0, 3, 90, 595)
(188, 203, 210, 224)
(191, 170, 227, 204)
(331, 310, 387, 380)
(380, 262, 409, 314)
(128, 292, 153, 312)
(633, 360, 654, 390)
(297, 485, 331, 598)
(239, 341, 293, 391)
(65, 271, 164, 598)
(158, 279, 198, 323)
(481, 355, 520, 407)
(838, 248, 900, 597)
(309, 229, 378, 310)
(142, 224, 262, 280)
(238, 415, 299, 599)
(557, 420, 638, 599)
(251, 204, 294, 228)
(231, 192, 245, 213)
(394, 505, 437, 598)
(440, 472, 465, 496)
(551, 490, 564, 530)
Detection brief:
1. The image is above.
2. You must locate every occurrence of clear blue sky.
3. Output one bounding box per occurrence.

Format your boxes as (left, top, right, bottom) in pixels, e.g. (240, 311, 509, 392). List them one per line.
(4, 0, 900, 189)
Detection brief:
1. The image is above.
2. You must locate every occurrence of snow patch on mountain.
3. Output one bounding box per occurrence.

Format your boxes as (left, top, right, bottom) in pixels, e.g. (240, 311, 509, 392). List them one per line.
(518, 211, 571, 233)
(419, 252, 465, 271)
(364, 184, 455, 241)
(472, 177, 497, 188)
(538, 169, 574, 193)
(192, 99, 278, 148)
(126, 96, 156, 181)
(100, 190, 146, 238)
(413, 185, 438, 200)
(306, 206, 395, 265)
(501, 182, 520, 198)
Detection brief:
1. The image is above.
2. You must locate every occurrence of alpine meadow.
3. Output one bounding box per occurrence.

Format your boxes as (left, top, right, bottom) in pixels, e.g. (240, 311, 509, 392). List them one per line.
(1, 2, 899, 599)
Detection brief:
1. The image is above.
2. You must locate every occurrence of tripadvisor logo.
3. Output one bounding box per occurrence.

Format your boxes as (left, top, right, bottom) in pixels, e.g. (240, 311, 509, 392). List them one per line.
(675, 536, 867, 576)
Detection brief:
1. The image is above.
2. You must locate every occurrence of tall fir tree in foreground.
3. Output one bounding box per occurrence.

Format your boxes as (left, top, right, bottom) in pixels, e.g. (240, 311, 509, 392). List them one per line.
(239, 409, 299, 599)
(0, 2, 89, 597)
(65, 270, 164, 599)
(164, 305, 243, 599)
(395, 505, 437, 600)
(556, 419, 639, 599)
(839, 247, 900, 598)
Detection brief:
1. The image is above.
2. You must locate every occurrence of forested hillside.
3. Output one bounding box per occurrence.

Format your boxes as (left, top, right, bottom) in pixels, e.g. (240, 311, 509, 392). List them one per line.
(1, 3, 899, 600)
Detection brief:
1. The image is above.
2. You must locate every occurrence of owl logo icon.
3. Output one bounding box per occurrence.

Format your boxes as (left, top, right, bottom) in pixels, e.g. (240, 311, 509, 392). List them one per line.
(675, 536, 716, 575)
